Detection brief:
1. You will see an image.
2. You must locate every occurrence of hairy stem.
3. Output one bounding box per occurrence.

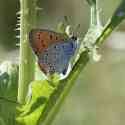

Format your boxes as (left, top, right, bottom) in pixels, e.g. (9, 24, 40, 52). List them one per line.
(18, 0, 37, 104)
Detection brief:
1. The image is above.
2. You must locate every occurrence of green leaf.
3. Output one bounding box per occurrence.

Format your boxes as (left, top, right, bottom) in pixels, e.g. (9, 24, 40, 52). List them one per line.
(16, 80, 55, 125)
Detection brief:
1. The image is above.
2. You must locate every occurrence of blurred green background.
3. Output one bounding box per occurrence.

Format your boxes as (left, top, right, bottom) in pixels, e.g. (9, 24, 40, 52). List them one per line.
(1, 0, 125, 125)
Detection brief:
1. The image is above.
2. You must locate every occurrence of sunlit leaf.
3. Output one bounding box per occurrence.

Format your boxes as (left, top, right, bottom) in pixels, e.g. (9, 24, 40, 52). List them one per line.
(16, 80, 55, 125)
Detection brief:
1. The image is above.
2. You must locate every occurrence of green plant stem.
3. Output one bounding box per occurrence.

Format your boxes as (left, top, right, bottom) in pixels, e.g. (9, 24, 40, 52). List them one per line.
(96, 0, 125, 45)
(18, 0, 37, 104)
(40, 52, 89, 125)
(39, 0, 125, 125)
(87, 0, 101, 27)
(96, 21, 112, 45)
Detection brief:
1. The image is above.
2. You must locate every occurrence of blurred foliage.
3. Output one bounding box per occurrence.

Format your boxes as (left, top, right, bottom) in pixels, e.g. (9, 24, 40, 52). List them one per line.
(0, 0, 19, 50)
(0, 61, 18, 125)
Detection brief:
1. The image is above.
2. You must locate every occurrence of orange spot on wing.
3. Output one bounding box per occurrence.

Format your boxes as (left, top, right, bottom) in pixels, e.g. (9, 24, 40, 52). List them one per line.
(29, 29, 66, 55)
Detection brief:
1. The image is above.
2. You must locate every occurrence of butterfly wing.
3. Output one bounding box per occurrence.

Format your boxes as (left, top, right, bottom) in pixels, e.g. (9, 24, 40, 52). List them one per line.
(38, 38, 77, 75)
(29, 29, 67, 56)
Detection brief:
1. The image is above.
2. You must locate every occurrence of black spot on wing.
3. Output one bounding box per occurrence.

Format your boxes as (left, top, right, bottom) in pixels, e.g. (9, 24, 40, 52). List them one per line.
(50, 34, 53, 40)
(56, 36, 58, 40)
(37, 33, 41, 40)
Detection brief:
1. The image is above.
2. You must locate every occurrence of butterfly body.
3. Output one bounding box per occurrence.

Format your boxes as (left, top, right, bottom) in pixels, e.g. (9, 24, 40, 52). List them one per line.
(29, 29, 77, 76)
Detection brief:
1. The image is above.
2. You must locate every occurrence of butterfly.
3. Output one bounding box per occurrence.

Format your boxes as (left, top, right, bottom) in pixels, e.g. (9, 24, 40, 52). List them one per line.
(29, 29, 77, 76)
